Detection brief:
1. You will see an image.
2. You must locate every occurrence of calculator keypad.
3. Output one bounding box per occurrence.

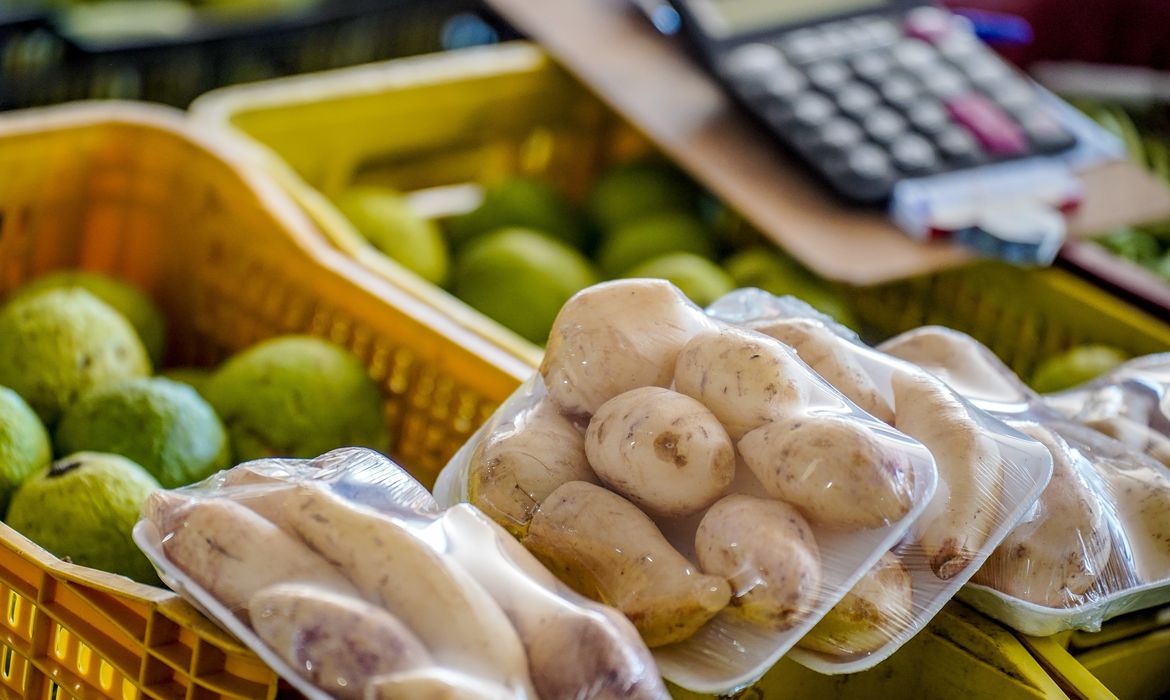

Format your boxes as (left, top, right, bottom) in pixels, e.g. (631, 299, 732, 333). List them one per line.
(716, 7, 1077, 203)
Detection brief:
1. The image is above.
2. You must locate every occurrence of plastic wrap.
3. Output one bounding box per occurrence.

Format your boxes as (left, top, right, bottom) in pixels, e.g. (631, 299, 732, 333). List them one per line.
(134, 447, 668, 700)
(434, 279, 939, 693)
(880, 327, 1170, 636)
(1046, 354, 1170, 468)
(703, 290, 1053, 672)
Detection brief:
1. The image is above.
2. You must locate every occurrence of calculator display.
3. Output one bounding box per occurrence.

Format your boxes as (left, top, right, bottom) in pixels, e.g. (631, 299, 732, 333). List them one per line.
(687, 0, 887, 38)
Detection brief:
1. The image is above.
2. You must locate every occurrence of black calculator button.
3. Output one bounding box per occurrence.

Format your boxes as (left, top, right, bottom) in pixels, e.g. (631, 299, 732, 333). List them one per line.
(741, 67, 807, 102)
(720, 43, 785, 80)
(808, 60, 850, 91)
(792, 118, 862, 158)
(836, 82, 880, 117)
(891, 134, 938, 173)
(779, 92, 836, 129)
(826, 145, 895, 201)
(816, 25, 853, 57)
(850, 50, 894, 83)
(961, 56, 1012, 87)
(778, 29, 822, 63)
(879, 76, 920, 110)
(986, 78, 1040, 112)
(837, 20, 877, 51)
(893, 41, 935, 72)
(863, 107, 908, 144)
(853, 17, 900, 47)
(918, 66, 967, 98)
(934, 127, 983, 165)
(906, 101, 950, 134)
(818, 118, 865, 154)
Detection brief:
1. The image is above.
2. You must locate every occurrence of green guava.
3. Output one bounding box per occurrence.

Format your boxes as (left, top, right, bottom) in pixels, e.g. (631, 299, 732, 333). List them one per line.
(585, 159, 698, 232)
(205, 336, 389, 462)
(334, 186, 450, 286)
(1032, 345, 1130, 394)
(446, 177, 590, 251)
(453, 228, 599, 344)
(624, 252, 734, 308)
(0, 289, 151, 425)
(157, 367, 214, 398)
(10, 270, 167, 366)
(56, 378, 231, 489)
(0, 387, 52, 516)
(596, 212, 716, 276)
(724, 247, 814, 290)
(6, 452, 160, 585)
(723, 247, 860, 329)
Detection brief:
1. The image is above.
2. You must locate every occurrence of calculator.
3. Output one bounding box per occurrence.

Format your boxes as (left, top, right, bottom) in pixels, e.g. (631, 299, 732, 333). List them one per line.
(657, 0, 1080, 204)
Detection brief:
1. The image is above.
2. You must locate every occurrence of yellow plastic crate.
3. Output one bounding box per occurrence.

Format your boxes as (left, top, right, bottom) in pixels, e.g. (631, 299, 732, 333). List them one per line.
(1019, 605, 1170, 700)
(850, 260, 1170, 381)
(0, 102, 534, 699)
(676, 601, 1068, 700)
(192, 43, 1170, 373)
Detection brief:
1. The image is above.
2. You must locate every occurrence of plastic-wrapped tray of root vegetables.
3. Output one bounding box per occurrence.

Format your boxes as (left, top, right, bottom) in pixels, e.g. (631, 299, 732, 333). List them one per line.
(1045, 354, 1170, 470)
(705, 290, 1051, 673)
(434, 280, 1051, 689)
(135, 447, 670, 700)
(879, 328, 1170, 636)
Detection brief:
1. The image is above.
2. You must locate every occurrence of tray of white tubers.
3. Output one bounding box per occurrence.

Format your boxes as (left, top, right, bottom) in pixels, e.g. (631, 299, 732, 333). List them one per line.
(136, 448, 670, 700)
(1045, 353, 1170, 471)
(435, 279, 951, 693)
(704, 290, 1054, 673)
(879, 328, 1170, 636)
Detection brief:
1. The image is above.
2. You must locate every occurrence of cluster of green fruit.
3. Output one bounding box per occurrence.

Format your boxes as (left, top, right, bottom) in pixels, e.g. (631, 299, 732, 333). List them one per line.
(334, 158, 856, 345)
(0, 271, 388, 585)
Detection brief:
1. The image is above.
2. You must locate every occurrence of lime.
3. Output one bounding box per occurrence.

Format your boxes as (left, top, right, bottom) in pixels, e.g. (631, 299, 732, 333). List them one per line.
(447, 177, 590, 251)
(597, 212, 716, 276)
(453, 228, 599, 344)
(334, 186, 450, 286)
(56, 377, 230, 489)
(624, 253, 734, 308)
(0, 387, 52, 515)
(10, 270, 166, 366)
(723, 247, 859, 329)
(586, 159, 698, 231)
(7, 452, 160, 584)
(1032, 345, 1129, 393)
(206, 336, 389, 462)
(0, 289, 150, 425)
(157, 367, 214, 398)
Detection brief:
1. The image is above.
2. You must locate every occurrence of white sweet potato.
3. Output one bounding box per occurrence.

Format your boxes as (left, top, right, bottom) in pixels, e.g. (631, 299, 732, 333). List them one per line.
(674, 326, 810, 439)
(540, 279, 712, 419)
(586, 387, 735, 517)
(738, 415, 915, 530)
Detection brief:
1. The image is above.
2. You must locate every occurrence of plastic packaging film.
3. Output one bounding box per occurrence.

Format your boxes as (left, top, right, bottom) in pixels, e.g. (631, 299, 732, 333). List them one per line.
(434, 279, 941, 693)
(135, 447, 670, 700)
(704, 290, 1053, 673)
(879, 326, 1170, 636)
(1046, 354, 1170, 469)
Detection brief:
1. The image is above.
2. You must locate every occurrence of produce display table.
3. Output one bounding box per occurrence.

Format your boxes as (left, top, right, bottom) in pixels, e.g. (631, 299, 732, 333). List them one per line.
(1, 5, 1170, 700)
